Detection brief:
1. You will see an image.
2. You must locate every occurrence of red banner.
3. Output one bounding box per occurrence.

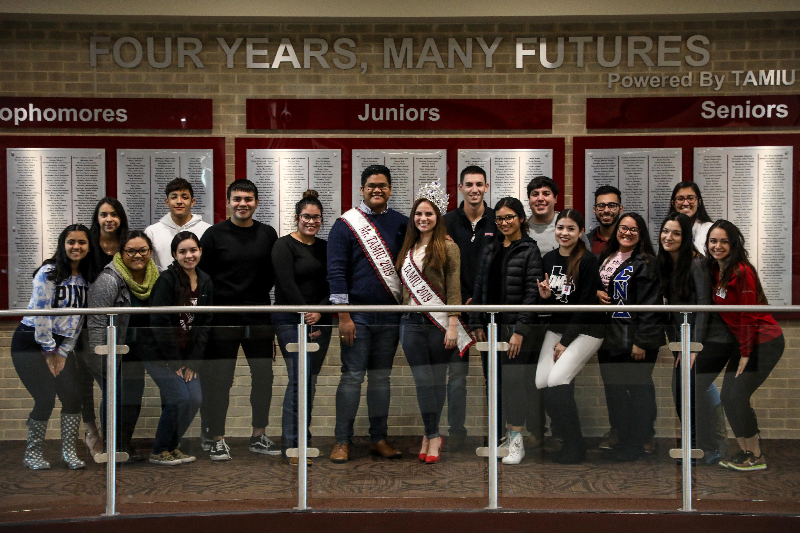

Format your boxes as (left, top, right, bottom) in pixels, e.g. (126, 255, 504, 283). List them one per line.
(587, 95, 800, 129)
(246, 99, 552, 130)
(0, 97, 212, 130)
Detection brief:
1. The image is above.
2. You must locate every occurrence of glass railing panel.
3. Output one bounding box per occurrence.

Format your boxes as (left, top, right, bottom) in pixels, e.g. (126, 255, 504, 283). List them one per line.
(114, 322, 295, 513)
(0, 322, 106, 522)
(308, 315, 488, 509)
(497, 321, 681, 511)
(692, 316, 799, 513)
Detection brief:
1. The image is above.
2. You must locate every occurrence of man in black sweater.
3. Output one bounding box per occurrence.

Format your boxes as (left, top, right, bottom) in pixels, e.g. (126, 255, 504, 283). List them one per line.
(198, 179, 279, 461)
(443, 165, 501, 450)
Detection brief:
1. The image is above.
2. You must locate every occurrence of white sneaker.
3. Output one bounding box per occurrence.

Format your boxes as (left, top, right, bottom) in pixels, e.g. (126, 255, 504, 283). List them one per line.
(502, 433, 525, 465)
(496, 432, 510, 459)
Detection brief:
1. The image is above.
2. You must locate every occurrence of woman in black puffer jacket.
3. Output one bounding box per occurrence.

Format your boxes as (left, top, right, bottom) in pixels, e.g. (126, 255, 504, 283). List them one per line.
(471, 197, 543, 465)
(596, 212, 663, 462)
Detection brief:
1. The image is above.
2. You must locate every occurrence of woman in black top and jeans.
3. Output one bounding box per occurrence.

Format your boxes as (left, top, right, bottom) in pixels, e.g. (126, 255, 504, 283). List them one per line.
(471, 197, 543, 465)
(271, 190, 331, 464)
(146, 231, 213, 465)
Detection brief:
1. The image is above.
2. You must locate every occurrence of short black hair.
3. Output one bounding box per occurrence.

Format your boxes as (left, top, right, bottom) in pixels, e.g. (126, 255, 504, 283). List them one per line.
(526, 176, 559, 198)
(227, 179, 258, 200)
(460, 165, 487, 184)
(165, 178, 194, 198)
(594, 185, 621, 203)
(361, 164, 392, 187)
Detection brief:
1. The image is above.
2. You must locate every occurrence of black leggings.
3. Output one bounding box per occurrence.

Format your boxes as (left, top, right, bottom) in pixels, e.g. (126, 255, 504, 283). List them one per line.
(11, 324, 81, 421)
(720, 335, 784, 439)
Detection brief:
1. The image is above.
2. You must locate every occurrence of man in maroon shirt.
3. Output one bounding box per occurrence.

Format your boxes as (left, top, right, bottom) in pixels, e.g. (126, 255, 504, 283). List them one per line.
(586, 185, 623, 256)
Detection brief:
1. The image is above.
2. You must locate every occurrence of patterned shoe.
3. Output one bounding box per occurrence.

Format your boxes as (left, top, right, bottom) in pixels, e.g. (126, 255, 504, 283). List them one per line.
(149, 451, 181, 466)
(60, 414, 86, 470)
(24, 419, 51, 470)
(171, 449, 197, 464)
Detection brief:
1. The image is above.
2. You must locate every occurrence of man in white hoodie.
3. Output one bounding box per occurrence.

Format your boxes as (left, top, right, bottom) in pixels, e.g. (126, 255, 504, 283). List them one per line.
(145, 178, 212, 271)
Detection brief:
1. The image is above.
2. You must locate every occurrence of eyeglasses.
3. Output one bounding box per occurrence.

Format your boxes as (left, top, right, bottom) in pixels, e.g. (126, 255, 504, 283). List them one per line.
(618, 225, 639, 235)
(594, 202, 620, 210)
(123, 248, 151, 257)
(299, 214, 322, 223)
(364, 184, 390, 191)
(495, 214, 518, 224)
(674, 195, 698, 204)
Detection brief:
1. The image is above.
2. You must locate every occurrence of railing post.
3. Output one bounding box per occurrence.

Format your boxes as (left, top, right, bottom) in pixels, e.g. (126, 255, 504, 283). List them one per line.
(105, 314, 118, 517)
(296, 313, 309, 510)
(487, 313, 499, 510)
(680, 312, 693, 512)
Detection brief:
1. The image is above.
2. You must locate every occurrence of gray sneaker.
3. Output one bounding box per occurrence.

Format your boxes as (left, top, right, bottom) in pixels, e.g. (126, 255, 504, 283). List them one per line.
(201, 432, 214, 452)
(249, 435, 281, 455)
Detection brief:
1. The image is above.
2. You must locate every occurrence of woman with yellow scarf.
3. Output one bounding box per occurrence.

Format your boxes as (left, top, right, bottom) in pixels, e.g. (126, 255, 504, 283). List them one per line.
(87, 230, 159, 462)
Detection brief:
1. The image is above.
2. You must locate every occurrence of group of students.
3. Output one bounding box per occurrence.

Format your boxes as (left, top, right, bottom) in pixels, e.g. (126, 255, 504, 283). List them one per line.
(12, 165, 783, 474)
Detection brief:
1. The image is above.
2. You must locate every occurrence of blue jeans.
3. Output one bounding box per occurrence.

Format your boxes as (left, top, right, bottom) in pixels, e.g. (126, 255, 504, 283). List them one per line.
(276, 323, 332, 448)
(334, 312, 400, 445)
(400, 313, 455, 439)
(144, 360, 201, 454)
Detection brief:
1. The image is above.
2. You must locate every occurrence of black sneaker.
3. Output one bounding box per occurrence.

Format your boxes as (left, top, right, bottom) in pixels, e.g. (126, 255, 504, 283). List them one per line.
(613, 443, 645, 462)
(209, 438, 232, 461)
(249, 435, 281, 455)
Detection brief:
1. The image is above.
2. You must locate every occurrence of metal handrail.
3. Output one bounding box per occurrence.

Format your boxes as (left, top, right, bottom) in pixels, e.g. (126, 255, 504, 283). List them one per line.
(0, 303, 795, 317)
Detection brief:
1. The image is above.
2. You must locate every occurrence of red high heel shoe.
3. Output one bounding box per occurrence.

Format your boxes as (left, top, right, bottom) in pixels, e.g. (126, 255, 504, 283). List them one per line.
(419, 436, 429, 462)
(425, 436, 443, 464)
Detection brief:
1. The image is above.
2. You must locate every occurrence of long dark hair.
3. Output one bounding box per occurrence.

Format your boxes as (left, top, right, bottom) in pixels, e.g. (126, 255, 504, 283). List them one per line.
(170, 231, 201, 306)
(555, 209, 587, 289)
(668, 181, 712, 224)
(598, 212, 655, 264)
(657, 212, 697, 302)
(494, 197, 530, 236)
(35, 224, 97, 283)
(395, 198, 448, 271)
(90, 197, 129, 244)
(706, 219, 768, 304)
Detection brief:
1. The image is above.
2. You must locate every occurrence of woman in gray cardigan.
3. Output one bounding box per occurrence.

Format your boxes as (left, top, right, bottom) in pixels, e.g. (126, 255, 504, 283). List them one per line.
(87, 230, 159, 462)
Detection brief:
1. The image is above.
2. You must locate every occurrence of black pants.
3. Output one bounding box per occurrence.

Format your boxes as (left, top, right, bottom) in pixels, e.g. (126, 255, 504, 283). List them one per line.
(200, 318, 274, 437)
(11, 324, 81, 420)
(598, 348, 658, 448)
(499, 325, 544, 429)
(672, 341, 734, 450)
(720, 335, 784, 439)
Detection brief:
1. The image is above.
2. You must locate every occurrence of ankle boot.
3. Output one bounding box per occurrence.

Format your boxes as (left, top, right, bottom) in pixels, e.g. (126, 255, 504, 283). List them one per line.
(61, 413, 86, 470)
(24, 418, 51, 470)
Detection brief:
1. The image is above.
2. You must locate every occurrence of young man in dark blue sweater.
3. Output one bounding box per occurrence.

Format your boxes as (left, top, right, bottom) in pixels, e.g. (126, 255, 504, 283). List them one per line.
(327, 164, 407, 463)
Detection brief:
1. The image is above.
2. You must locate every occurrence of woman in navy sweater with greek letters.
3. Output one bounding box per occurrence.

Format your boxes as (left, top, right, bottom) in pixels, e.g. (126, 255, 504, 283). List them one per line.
(12, 224, 96, 470)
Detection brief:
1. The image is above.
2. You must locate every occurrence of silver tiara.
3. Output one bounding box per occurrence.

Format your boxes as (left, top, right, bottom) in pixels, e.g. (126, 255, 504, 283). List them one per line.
(415, 180, 449, 214)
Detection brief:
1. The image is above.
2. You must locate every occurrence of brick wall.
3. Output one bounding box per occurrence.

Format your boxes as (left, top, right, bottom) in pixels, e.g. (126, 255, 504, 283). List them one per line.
(0, 17, 799, 440)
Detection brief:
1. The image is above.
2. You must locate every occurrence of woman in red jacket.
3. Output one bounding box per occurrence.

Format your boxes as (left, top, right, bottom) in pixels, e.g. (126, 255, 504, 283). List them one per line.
(707, 220, 784, 472)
